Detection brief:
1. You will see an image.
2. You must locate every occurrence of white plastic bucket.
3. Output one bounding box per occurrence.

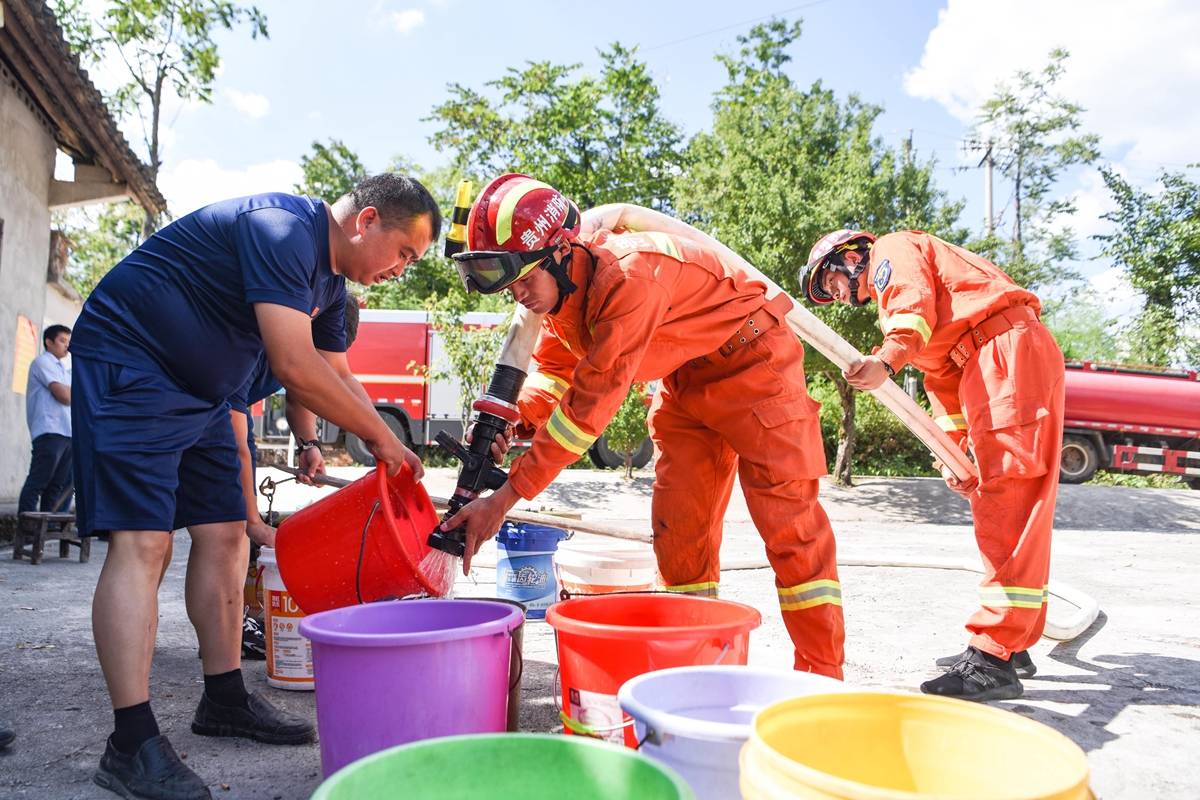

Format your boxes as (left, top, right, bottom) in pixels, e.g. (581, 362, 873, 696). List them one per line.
(617, 666, 847, 800)
(553, 540, 657, 596)
(259, 547, 314, 691)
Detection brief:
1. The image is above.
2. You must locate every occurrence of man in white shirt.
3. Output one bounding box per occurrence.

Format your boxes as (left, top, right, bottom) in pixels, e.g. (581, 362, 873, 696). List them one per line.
(19, 325, 73, 519)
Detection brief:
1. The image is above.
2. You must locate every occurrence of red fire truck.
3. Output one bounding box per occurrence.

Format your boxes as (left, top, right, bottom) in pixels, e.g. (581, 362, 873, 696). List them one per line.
(1061, 361, 1200, 486)
(264, 309, 651, 469)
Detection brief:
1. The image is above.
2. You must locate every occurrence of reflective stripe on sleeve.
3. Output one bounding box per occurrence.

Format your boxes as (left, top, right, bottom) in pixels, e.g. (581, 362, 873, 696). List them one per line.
(545, 407, 597, 456)
(935, 414, 968, 432)
(882, 312, 933, 344)
(777, 579, 842, 611)
(525, 372, 570, 400)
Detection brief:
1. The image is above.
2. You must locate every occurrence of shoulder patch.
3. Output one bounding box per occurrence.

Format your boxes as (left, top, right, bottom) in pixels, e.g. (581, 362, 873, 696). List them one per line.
(873, 259, 892, 292)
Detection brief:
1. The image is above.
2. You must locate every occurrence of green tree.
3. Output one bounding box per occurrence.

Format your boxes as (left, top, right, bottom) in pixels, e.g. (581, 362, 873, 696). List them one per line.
(973, 49, 1100, 289)
(54, 202, 146, 297)
(427, 43, 687, 210)
(675, 20, 964, 485)
(52, 0, 269, 233)
(294, 139, 365, 202)
(422, 293, 510, 430)
(604, 384, 650, 478)
(1097, 167, 1200, 366)
(1041, 291, 1123, 363)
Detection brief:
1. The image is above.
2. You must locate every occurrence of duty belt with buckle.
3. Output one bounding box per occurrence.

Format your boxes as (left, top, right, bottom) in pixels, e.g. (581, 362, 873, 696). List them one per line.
(948, 305, 1039, 369)
(717, 293, 793, 358)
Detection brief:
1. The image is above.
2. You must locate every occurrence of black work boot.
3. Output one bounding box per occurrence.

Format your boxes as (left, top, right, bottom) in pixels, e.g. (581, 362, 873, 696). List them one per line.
(240, 615, 267, 661)
(93, 735, 211, 800)
(936, 647, 1036, 678)
(921, 646, 1023, 701)
(191, 691, 314, 744)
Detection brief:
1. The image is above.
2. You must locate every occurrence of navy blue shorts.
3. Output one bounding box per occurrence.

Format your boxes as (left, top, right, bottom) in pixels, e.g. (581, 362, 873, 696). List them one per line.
(71, 357, 246, 537)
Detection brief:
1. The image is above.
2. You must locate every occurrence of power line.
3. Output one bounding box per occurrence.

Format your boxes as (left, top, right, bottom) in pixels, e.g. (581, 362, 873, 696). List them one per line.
(642, 0, 840, 52)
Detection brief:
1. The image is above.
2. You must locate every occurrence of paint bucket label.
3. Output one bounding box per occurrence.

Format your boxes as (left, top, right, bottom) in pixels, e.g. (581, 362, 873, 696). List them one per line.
(265, 587, 313, 689)
(568, 687, 626, 746)
(497, 550, 557, 617)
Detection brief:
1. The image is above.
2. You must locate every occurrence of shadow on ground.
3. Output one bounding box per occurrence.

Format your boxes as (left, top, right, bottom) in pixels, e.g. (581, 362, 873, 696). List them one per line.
(1004, 613, 1200, 752)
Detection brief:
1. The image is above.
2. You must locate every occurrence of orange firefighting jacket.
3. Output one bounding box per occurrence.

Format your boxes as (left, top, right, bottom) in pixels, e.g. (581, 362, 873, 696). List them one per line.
(506, 229, 785, 499)
(868, 231, 1041, 437)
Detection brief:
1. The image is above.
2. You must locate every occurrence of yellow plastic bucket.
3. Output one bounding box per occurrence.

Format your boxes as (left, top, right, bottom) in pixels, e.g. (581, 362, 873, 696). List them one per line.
(740, 692, 1090, 800)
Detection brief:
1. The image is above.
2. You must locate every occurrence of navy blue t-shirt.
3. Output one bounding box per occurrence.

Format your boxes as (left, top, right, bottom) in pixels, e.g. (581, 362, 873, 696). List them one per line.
(228, 353, 284, 416)
(71, 193, 346, 402)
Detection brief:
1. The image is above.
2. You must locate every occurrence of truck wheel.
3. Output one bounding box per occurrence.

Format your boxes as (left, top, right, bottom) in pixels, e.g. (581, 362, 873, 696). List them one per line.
(345, 412, 412, 466)
(1059, 435, 1099, 484)
(588, 435, 654, 470)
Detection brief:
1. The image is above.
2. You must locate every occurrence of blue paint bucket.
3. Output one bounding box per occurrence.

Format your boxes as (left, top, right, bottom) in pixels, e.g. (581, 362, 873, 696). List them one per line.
(495, 522, 569, 619)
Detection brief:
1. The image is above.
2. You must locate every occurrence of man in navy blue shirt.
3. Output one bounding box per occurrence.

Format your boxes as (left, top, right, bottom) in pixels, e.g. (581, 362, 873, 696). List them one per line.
(71, 174, 438, 800)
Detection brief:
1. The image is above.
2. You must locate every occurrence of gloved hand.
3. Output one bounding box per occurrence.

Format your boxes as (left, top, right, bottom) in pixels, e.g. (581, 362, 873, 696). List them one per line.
(932, 430, 978, 498)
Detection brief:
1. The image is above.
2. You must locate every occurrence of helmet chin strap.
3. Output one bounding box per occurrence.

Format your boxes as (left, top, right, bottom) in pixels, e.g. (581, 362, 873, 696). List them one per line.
(847, 264, 871, 307)
(543, 243, 583, 315)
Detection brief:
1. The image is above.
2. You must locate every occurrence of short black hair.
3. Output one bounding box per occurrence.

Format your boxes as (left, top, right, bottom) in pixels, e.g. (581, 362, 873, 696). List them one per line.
(343, 292, 360, 348)
(43, 324, 71, 346)
(348, 174, 442, 240)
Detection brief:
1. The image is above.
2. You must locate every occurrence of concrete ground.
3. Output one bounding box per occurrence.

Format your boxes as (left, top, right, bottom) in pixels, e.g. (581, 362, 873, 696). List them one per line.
(2, 467, 1197, 799)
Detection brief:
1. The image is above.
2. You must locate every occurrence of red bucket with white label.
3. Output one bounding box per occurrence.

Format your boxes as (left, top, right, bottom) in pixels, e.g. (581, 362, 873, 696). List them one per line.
(259, 547, 314, 691)
(545, 594, 760, 748)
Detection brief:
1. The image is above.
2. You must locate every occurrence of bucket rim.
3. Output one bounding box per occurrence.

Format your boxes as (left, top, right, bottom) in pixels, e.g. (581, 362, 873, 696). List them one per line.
(617, 666, 848, 744)
(311, 732, 696, 799)
(553, 541, 658, 569)
(299, 599, 523, 648)
(545, 594, 762, 640)
(374, 466, 448, 598)
(748, 691, 1091, 799)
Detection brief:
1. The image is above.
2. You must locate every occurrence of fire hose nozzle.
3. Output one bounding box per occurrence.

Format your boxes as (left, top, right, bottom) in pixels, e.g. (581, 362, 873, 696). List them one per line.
(444, 179, 473, 258)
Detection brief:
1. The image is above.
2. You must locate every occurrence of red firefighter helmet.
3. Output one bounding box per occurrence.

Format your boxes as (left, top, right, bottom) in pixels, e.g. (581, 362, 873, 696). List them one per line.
(453, 174, 581, 294)
(799, 229, 876, 305)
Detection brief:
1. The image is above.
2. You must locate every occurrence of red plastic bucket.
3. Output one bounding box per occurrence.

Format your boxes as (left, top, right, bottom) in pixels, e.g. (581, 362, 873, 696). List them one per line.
(546, 594, 761, 748)
(275, 467, 453, 613)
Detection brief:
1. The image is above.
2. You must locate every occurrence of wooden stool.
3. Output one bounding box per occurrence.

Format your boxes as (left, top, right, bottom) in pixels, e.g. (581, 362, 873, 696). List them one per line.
(13, 512, 90, 565)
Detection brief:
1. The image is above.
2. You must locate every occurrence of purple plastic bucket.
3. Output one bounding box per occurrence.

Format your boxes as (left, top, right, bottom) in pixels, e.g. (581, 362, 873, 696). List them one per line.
(300, 599, 524, 776)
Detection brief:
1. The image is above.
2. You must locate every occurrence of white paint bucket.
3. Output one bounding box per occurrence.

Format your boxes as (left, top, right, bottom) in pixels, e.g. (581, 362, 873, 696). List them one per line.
(553, 540, 657, 596)
(259, 547, 314, 691)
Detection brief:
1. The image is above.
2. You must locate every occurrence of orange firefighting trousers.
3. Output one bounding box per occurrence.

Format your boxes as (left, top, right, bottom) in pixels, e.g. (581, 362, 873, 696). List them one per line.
(961, 318, 1065, 659)
(649, 325, 845, 678)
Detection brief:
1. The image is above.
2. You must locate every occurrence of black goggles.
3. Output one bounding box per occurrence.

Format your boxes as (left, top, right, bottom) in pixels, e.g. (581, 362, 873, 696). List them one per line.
(451, 246, 555, 294)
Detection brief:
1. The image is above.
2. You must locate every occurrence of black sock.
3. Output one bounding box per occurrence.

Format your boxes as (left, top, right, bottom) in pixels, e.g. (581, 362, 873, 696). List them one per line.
(204, 668, 250, 707)
(112, 701, 159, 755)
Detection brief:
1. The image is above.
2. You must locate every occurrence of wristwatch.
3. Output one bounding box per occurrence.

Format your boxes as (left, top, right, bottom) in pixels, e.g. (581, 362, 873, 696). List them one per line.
(296, 439, 321, 455)
(881, 360, 896, 378)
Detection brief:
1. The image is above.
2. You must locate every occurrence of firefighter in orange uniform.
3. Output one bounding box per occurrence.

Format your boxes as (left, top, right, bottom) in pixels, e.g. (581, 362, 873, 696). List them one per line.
(440, 174, 845, 678)
(801, 229, 1065, 700)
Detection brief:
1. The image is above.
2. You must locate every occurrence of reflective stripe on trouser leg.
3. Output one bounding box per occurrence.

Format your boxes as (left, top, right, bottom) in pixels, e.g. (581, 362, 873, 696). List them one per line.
(663, 581, 720, 598)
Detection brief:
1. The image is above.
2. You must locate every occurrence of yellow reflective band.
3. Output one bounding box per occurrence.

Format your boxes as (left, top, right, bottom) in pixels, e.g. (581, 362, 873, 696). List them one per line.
(979, 585, 1048, 609)
(643, 231, 681, 260)
(545, 407, 596, 455)
(495, 180, 554, 245)
(935, 414, 968, 432)
(882, 312, 933, 344)
(777, 579, 842, 611)
(664, 581, 719, 596)
(525, 372, 570, 400)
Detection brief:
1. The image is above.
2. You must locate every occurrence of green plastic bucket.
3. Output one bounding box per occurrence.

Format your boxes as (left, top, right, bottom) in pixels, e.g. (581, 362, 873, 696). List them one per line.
(311, 733, 695, 799)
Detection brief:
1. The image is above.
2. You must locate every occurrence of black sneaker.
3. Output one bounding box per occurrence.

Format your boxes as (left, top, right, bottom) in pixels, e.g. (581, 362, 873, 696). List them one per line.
(922, 646, 1023, 701)
(93, 735, 211, 800)
(191, 691, 314, 745)
(936, 648, 1036, 678)
(241, 615, 267, 661)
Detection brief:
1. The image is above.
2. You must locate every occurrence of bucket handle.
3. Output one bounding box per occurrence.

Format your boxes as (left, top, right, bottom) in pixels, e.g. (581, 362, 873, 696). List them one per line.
(354, 500, 382, 605)
(508, 629, 524, 694)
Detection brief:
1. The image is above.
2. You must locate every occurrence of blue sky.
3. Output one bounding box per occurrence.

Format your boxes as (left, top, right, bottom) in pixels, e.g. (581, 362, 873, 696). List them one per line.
(74, 0, 1200, 307)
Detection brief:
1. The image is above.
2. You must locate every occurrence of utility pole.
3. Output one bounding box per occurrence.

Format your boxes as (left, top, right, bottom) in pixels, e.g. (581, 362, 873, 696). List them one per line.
(980, 140, 994, 237)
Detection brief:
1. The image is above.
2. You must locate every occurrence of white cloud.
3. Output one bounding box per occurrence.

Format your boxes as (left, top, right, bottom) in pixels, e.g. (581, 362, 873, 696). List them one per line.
(224, 88, 271, 120)
(157, 159, 303, 217)
(389, 9, 426, 34)
(905, 0, 1200, 178)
